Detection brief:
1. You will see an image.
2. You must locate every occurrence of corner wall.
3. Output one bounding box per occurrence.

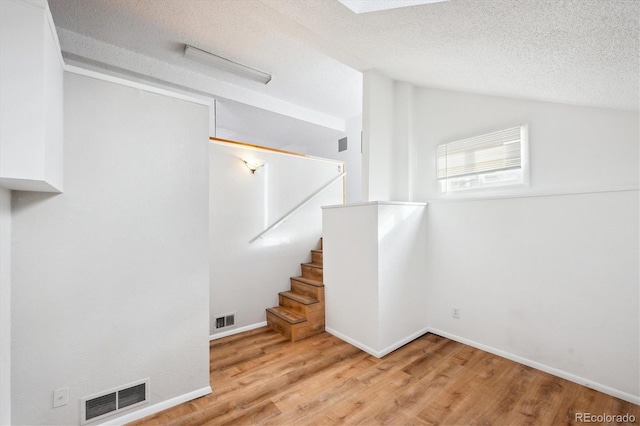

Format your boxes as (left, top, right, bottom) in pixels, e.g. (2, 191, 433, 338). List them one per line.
(418, 88, 640, 402)
(10, 72, 211, 425)
(362, 70, 394, 201)
(361, 71, 639, 402)
(0, 187, 10, 424)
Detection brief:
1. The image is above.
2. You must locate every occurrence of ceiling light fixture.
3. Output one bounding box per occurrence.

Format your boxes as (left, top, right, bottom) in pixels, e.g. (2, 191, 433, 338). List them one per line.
(184, 45, 271, 85)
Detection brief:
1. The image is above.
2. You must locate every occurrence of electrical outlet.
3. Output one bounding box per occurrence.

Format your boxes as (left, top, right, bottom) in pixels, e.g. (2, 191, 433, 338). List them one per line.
(452, 307, 460, 319)
(53, 387, 69, 408)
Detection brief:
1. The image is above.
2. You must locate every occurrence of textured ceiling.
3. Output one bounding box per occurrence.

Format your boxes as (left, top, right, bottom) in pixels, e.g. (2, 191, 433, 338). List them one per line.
(266, 0, 639, 111)
(49, 0, 639, 133)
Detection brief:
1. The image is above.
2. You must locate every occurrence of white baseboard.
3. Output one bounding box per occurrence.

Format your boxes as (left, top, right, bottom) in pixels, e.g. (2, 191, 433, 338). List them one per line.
(325, 325, 639, 404)
(377, 327, 431, 357)
(325, 327, 381, 357)
(427, 327, 640, 406)
(325, 326, 430, 358)
(100, 386, 212, 425)
(209, 321, 268, 341)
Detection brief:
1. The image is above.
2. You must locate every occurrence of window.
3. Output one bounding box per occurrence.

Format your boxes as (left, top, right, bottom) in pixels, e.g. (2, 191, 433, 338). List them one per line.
(437, 124, 529, 193)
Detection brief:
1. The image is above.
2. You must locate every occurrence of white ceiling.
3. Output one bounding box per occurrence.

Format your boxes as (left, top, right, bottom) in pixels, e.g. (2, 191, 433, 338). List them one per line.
(49, 0, 639, 134)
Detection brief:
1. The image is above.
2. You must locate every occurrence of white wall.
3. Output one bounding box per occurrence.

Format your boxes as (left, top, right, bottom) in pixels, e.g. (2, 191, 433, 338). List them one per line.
(362, 71, 420, 202)
(276, 115, 362, 204)
(392, 82, 416, 201)
(341, 115, 363, 204)
(362, 70, 394, 201)
(0, 187, 11, 425)
(216, 99, 362, 203)
(414, 87, 639, 200)
(10, 72, 211, 425)
(313, 114, 362, 204)
(323, 202, 428, 357)
(361, 72, 639, 402)
(209, 142, 344, 337)
(413, 87, 639, 400)
(323, 203, 379, 350)
(378, 203, 428, 351)
(0, 0, 64, 192)
(426, 191, 639, 400)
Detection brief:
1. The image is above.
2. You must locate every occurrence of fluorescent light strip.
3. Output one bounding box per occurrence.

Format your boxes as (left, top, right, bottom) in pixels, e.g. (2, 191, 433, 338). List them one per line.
(184, 45, 271, 85)
(338, 0, 449, 14)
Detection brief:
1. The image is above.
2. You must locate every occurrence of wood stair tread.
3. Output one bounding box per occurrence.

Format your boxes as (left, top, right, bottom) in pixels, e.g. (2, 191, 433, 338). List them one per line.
(291, 276, 324, 287)
(280, 291, 318, 305)
(266, 239, 325, 341)
(266, 306, 306, 324)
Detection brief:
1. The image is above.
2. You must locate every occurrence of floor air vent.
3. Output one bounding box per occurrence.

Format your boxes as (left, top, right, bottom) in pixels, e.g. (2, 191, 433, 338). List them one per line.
(81, 379, 149, 424)
(215, 312, 236, 329)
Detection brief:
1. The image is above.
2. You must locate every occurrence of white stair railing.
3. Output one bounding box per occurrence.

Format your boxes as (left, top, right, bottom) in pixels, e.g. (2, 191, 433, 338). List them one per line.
(249, 172, 346, 243)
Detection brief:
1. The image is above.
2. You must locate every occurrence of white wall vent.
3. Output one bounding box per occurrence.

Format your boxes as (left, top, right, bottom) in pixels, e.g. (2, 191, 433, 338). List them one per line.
(81, 378, 149, 424)
(215, 312, 236, 329)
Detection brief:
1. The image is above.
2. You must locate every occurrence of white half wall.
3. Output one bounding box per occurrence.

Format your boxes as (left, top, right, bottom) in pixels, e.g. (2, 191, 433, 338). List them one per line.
(10, 72, 211, 425)
(323, 203, 379, 350)
(0, 187, 11, 425)
(323, 201, 428, 357)
(209, 142, 344, 337)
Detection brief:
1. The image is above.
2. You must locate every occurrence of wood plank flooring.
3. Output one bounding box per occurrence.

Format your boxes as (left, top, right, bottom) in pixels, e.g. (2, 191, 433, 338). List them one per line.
(129, 327, 639, 425)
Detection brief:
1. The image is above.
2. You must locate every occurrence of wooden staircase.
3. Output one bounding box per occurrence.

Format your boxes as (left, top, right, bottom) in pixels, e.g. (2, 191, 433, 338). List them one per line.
(266, 240, 325, 342)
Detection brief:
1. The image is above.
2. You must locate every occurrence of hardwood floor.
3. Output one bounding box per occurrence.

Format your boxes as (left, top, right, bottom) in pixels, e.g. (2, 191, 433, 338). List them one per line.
(130, 327, 639, 425)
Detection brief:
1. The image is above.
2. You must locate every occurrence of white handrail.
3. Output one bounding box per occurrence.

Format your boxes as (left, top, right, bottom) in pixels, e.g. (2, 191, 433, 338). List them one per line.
(249, 172, 346, 243)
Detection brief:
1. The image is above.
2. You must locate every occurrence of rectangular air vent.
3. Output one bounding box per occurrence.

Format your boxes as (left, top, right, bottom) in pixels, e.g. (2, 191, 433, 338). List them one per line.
(225, 314, 235, 326)
(118, 383, 146, 409)
(85, 393, 116, 421)
(81, 379, 149, 424)
(215, 312, 236, 329)
(338, 137, 347, 152)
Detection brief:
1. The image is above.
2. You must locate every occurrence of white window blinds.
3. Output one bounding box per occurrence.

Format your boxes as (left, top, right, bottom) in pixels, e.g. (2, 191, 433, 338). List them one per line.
(437, 125, 528, 192)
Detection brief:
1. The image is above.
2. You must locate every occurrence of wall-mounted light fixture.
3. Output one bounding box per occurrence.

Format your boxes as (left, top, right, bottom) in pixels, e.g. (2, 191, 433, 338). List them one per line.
(184, 45, 272, 85)
(242, 158, 266, 174)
